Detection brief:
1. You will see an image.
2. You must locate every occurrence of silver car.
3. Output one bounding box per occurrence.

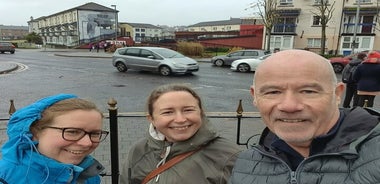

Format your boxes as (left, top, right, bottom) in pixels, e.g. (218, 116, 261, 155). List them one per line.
(112, 47, 199, 76)
(230, 54, 272, 73)
(211, 49, 270, 66)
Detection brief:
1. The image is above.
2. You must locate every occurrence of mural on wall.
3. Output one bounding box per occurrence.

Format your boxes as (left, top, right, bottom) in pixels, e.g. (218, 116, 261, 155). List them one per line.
(78, 11, 115, 42)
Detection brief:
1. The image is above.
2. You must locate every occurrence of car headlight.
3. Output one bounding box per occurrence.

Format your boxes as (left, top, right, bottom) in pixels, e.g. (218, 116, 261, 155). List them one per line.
(172, 62, 186, 68)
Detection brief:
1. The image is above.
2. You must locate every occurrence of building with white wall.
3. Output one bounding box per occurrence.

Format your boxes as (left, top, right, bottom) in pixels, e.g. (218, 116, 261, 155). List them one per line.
(273, 0, 380, 55)
(28, 2, 117, 47)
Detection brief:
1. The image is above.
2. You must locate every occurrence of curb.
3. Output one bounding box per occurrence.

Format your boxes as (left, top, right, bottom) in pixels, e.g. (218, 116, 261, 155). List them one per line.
(54, 53, 112, 59)
(0, 62, 19, 74)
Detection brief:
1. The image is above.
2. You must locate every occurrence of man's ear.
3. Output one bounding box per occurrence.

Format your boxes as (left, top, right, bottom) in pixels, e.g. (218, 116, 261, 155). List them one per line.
(335, 82, 345, 105)
(250, 86, 257, 106)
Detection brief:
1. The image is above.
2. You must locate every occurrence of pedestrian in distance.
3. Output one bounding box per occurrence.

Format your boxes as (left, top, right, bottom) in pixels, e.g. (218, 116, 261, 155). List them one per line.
(229, 49, 380, 184)
(341, 52, 366, 108)
(104, 42, 108, 52)
(96, 42, 100, 53)
(353, 50, 380, 107)
(120, 83, 242, 184)
(0, 94, 109, 184)
(89, 43, 93, 52)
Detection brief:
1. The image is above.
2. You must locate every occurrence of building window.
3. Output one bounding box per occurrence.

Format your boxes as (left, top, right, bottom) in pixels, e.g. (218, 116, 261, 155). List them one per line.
(307, 38, 322, 48)
(344, 15, 374, 34)
(280, 0, 293, 5)
(357, 0, 371, 3)
(342, 36, 356, 49)
(135, 28, 140, 32)
(270, 36, 292, 50)
(283, 36, 291, 48)
(273, 17, 296, 33)
(270, 36, 282, 48)
(314, 0, 329, 5)
(312, 16, 322, 26)
(141, 29, 145, 32)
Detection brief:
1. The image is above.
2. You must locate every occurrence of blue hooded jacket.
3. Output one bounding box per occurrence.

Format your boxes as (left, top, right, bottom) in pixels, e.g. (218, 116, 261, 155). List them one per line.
(0, 94, 105, 184)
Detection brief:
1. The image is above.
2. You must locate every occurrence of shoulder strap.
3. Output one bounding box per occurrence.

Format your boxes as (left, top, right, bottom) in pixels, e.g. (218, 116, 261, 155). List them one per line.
(141, 148, 201, 184)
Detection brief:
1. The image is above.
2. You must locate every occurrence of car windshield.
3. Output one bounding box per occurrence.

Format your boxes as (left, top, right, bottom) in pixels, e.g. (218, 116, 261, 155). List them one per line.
(151, 48, 185, 58)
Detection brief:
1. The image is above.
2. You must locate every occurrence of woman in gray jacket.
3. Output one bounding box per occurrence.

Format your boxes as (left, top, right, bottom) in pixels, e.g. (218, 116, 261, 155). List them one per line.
(120, 83, 242, 184)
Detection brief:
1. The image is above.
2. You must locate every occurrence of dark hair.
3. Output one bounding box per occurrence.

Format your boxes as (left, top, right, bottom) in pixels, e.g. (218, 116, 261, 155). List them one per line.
(30, 98, 103, 135)
(146, 83, 206, 119)
(357, 52, 367, 60)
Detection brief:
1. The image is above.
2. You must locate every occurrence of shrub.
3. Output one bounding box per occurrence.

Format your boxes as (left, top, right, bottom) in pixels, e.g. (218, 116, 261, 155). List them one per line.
(176, 41, 204, 57)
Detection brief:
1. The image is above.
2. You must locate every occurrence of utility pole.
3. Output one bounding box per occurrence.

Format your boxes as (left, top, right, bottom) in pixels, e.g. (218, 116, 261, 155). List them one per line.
(351, 0, 360, 54)
(111, 5, 118, 45)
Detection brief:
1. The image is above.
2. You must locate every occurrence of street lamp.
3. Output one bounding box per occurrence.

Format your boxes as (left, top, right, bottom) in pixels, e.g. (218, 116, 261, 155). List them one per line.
(351, 0, 360, 54)
(111, 5, 118, 44)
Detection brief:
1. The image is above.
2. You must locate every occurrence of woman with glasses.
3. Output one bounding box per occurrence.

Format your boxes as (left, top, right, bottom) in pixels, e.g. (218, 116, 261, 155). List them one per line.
(0, 94, 109, 184)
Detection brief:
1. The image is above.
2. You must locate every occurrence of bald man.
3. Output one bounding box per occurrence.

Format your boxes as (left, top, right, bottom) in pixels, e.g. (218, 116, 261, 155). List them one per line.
(229, 50, 380, 184)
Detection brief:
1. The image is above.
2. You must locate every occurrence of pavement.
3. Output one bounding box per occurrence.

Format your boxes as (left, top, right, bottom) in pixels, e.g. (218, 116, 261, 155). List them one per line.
(0, 48, 211, 74)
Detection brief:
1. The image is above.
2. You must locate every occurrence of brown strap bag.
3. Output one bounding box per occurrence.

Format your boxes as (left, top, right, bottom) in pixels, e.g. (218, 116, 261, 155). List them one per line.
(141, 148, 201, 184)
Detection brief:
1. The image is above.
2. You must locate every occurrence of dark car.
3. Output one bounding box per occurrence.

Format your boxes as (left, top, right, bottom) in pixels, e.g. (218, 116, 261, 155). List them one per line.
(211, 49, 270, 66)
(0, 41, 16, 54)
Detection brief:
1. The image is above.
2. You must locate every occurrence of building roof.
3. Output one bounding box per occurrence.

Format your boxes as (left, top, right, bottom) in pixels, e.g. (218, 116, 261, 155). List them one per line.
(188, 18, 260, 27)
(75, 2, 118, 12)
(122, 22, 162, 29)
(29, 2, 117, 22)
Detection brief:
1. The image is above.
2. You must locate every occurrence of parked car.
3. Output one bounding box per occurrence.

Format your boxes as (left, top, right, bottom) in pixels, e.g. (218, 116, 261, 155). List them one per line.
(329, 51, 370, 73)
(230, 54, 272, 73)
(211, 49, 270, 66)
(0, 41, 16, 54)
(112, 47, 199, 76)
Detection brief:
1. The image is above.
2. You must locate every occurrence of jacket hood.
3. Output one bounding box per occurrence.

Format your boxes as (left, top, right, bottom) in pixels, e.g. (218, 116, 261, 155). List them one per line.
(1, 94, 77, 161)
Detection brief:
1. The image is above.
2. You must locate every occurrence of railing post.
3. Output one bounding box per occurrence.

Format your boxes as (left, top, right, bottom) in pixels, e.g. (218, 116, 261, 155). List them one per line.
(9, 99, 16, 116)
(108, 97, 119, 184)
(236, 99, 245, 145)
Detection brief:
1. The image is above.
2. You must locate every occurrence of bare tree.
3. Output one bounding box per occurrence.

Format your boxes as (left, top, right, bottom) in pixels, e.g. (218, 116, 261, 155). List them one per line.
(311, 0, 335, 55)
(248, 0, 280, 51)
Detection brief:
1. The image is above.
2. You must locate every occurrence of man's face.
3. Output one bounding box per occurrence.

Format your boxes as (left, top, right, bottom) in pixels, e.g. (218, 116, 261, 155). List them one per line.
(251, 53, 344, 148)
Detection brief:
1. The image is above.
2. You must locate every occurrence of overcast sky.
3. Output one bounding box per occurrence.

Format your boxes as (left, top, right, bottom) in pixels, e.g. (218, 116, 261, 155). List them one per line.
(1, 0, 255, 27)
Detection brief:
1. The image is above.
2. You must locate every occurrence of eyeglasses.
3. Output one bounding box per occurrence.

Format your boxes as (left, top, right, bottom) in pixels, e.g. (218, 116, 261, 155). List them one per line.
(42, 126, 109, 143)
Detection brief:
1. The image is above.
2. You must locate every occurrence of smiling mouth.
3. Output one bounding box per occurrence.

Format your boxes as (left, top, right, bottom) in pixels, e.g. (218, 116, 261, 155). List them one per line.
(279, 119, 305, 123)
(171, 125, 191, 130)
(65, 149, 86, 155)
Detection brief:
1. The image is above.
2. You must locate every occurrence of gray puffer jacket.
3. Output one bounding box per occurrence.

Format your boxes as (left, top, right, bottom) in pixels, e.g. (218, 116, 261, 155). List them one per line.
(229, 107, 380, 184)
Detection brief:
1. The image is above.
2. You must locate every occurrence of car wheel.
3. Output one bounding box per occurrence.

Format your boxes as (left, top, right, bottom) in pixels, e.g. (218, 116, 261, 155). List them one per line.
(237, 63, 250, 73)
(159, 66, 171, 76)
(116, 62, 127, 72)
(10, 51, 15, 54)
(214, 59, 224, 67)
(332, 63, 343, 73)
